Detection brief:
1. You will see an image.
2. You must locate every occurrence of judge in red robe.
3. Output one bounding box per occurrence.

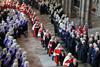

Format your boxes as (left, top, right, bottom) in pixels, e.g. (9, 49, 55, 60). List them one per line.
(12, 2, 17, 9)
(32, 21, 40, 37)
(27, 5, 32, 17)
(38, 23, 44, 40)
(16, 2, 20, 11)
(2, 1, 7, 9)
(20, 2, 27, 14)
(0, 1, 4, 9)
(63, 53, 77, 67)
(6, 0, 12, 9)
(43, 29, 51, 50)
(48, 36, 56, 56)
(53, 43, 63, 66)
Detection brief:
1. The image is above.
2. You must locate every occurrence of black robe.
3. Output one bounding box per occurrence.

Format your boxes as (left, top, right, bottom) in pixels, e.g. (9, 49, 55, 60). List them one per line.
(92, 51, 100, 67)
(87, 47, 94, 64)
(69, 37, 77, 56)
(80, 44, 88, 63)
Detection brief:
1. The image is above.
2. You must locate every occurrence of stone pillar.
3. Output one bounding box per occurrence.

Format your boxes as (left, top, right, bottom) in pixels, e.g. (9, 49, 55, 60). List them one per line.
(64, 0, 72, 17)
(62, 0, 64, 7)
(79, 0, 91, 27)
(64, 0, 68, 14)
(79, 0, 86, 25)
(84, 0, 92, 28)
(68, 0, 72, 17)
(96, 0, 100, 16)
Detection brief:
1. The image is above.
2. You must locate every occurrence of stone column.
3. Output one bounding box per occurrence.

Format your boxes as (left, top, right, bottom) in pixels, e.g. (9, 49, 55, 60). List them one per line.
(79, 0, 86, 25)
(64, 0, 72, 17)
(84, 0, 92, 28)
(68, 0, 72, 17)
(64, 0, 68, 14)
(62, 0, 64, 7)
(96, 0, 100, 16)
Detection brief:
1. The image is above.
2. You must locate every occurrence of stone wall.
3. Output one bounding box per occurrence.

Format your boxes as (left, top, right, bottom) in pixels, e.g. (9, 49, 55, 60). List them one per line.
(96, 0, 100, 16)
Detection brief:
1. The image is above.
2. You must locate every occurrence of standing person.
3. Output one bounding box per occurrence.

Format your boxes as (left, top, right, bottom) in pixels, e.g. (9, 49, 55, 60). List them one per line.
(16, 1, 20, 11)
(87, 44, 94, 64)
(48, 36, 56, 56)
(75, 37, 82, 60)
(13, 22, 19, 39)
(0, 27, 6, 48)
(2, 53, 11, 67)
(58, 50, 65, 66)
(0, 48, 7, 60)
(97, 40, 100, 49)
(38, 23, 45, 46)
(32, 21, 40, 37)
(69, 34, 77, 56)
(92, 47, 100, 67)
(21, 17, 28, 37)
(43, 29, 51, 50)
(63, 53, 78, 67)
(54, 12, 60, 35)
(24, 61, 29, 67)
(0, 48, 7, 67)
(79, 40, 88, 63)
(12, 61, 18, 67)
(39, 1, 44, 15)
(53, 43, 63, 66)
(20, 2, 27, 14)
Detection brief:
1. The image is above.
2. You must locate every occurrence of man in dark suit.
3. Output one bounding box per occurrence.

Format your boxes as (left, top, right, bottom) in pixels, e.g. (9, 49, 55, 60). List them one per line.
(92, 47, 100, 67)
(79, 40, 88, 63)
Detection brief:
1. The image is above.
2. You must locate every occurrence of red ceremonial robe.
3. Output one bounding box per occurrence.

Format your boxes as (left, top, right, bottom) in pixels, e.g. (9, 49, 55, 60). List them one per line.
(53, 48, 62, 65)
(48, 40, 55, 56)
(38, 28, 43, 41)
(63, 58, 74, 67)
(33, 22, 40, 37)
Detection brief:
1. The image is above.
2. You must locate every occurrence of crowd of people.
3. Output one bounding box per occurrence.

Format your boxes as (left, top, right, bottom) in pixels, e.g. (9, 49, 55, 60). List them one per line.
(0, 1, 29, 67)
(0, 0, 100, 67)
(47, 1, 100, 67)
(32, 1, 100, 67)
(31, 1, 78, 67)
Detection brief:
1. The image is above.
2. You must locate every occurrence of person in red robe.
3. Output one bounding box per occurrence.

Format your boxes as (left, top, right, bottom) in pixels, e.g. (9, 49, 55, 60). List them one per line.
(29, 12, 36, 24)
(43, 29, 51, 50)
(2, 1, 7, 9)
(6, 0, 12, 9)
(27, 5, 32, 17)
(32, 21, 40, 37)
(63, 53, 77, 67)
(53, 43, 64, 66)
(48, 36, 56, 56)
(16, 1, 20, 11)
(20, 2, 27, 14)
(11, 2, 16, 9)
(31, 12, 37, 24)
(0, 1, 4, 9)
(38, 23, 44, 41)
